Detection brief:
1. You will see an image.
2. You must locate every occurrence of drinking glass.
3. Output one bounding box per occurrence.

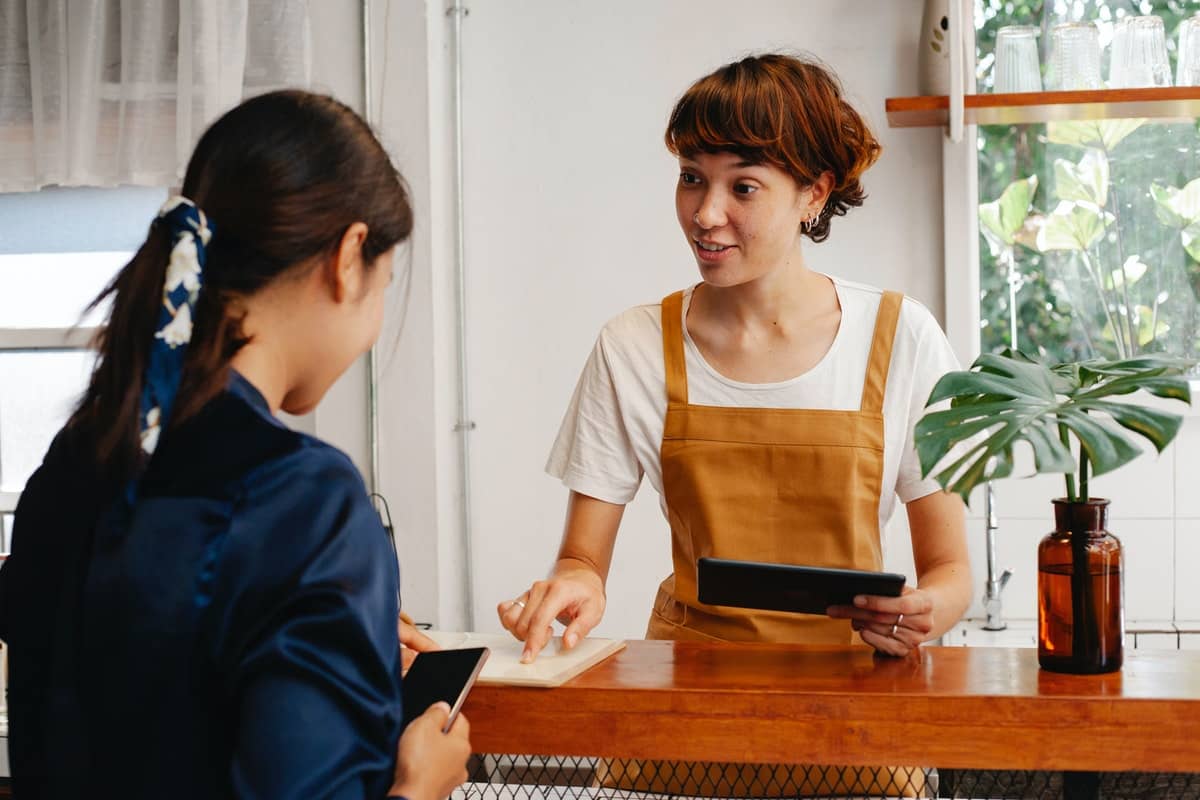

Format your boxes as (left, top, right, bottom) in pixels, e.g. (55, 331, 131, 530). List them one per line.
(993, 25, 1043, 93)
(1046, 22, 1102, 90)
(1178, 15, 1200, 87)
(1109, 15, 1172, 88)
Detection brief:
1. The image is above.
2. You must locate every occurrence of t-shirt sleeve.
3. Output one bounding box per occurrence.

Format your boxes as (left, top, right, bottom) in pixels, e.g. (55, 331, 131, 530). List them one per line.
(211, 447, 402, 800)
(545, 329, 644, 505)
(894, 305, 963, 504)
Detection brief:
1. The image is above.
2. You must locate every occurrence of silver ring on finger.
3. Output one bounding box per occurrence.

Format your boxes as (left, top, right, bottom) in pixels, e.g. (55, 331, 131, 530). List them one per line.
(512, 599, 526, 609)
(890, 613, 904, 637)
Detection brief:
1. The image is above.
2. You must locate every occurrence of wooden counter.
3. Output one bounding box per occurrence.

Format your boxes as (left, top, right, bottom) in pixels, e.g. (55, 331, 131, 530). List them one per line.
(461, 641, 1200, 773)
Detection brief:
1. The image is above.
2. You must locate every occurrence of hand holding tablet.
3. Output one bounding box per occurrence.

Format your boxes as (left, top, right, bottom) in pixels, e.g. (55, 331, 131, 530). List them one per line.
(697, 557, 906, 616)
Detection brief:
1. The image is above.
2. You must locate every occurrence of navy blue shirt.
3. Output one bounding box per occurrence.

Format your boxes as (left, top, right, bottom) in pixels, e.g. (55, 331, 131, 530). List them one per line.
(0, 373, 404, 798)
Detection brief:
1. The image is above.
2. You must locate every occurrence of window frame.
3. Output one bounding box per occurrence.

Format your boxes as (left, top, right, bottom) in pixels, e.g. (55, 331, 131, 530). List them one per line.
(0, 320, 100, 519)
(944, 3, 982, 367)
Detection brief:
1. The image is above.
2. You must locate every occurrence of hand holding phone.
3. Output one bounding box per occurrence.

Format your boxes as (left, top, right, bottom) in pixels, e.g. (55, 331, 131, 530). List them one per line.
(390, 702, 472, 800)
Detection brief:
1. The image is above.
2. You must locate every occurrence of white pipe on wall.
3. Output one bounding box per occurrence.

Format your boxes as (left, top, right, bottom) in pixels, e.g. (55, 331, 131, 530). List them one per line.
(448, 0, 477, 629)
(363, 0, 381, 498)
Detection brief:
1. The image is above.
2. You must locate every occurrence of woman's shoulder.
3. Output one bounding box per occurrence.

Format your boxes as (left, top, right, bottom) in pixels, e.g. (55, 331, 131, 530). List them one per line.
(143, 386, 365, 505)
(592, 298, 670, 362)
(831, 276, 945, 340)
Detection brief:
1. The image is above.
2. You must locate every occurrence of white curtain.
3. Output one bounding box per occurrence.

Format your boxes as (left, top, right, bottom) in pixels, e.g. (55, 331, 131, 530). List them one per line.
(0, 0, 311, 192)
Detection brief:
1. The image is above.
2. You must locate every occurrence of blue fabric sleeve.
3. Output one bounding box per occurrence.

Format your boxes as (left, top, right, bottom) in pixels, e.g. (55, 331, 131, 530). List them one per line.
(208, 444, 403, 799)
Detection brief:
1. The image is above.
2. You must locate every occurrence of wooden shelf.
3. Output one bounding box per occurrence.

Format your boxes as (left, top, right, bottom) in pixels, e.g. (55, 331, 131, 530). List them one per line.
(886, 86, 1200, 128)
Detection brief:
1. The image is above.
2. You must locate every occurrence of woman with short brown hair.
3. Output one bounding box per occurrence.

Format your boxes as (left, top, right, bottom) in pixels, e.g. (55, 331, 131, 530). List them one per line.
(500, 52, 970, 797)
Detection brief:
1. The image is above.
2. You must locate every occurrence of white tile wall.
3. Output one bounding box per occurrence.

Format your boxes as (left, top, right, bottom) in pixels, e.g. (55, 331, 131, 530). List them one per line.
(1126, 628, 1181, 650)
(944, 620, 1200, 650)
(1090, 443, 1176, 520)
(1122, 520, 1175, 621)
(1174, 422, 1200, 518)
(942, 621, 1036, 647)
(1179, 622, 1200, 650)
(985, 464, 1068, 520)
(1175, 521, 1200, 620)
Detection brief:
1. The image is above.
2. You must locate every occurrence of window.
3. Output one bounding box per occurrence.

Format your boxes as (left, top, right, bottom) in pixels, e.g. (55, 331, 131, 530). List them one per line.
(0, 186, 165, 551)
(976, 0, 1200, 362)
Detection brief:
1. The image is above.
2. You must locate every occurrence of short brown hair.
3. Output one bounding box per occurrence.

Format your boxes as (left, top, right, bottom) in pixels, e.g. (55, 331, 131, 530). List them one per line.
(665, 53, 881, 243)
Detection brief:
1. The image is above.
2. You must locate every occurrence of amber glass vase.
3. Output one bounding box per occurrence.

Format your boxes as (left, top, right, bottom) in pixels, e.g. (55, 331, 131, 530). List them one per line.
(1037, 498, 1123, 674)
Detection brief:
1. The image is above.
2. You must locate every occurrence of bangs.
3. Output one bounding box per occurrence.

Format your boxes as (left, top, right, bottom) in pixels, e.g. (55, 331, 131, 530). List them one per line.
(665, 67, 789, 170)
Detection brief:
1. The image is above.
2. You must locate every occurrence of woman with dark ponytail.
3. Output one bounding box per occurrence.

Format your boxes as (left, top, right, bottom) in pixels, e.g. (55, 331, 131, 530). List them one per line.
(0, 91, 470, 799)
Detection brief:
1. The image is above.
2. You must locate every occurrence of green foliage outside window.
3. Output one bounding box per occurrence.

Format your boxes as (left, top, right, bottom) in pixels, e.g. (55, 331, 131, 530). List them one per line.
(976, 0, 1200, 363)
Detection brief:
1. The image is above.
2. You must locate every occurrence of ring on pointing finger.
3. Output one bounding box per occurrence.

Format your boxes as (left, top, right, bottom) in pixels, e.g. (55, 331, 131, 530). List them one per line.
(512, 599, 526, 609)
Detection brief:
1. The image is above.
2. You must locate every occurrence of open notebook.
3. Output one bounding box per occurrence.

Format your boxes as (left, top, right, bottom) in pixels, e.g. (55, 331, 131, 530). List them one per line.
(425, 631, 626, 688)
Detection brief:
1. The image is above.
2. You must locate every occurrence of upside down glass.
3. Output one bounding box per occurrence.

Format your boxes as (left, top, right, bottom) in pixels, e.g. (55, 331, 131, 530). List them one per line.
(1046, 22, 1102, 90)
(993, 25, 1043, 93)
(1109, 15, 1172, 88)
(1178, 15, 1200, 87)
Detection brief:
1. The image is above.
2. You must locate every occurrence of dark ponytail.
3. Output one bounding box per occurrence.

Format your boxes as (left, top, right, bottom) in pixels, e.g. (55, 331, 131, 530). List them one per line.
(72, 227, 173, 481)
(69, 90, 413, 483)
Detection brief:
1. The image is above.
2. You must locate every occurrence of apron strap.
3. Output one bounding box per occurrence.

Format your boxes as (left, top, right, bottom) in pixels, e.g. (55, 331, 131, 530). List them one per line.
(860, 290, 903, 413)
(661, 291, 688, 406)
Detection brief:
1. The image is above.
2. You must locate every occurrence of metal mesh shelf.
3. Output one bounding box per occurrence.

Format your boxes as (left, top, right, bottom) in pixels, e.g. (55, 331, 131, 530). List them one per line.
(455, 756, 1200, 800)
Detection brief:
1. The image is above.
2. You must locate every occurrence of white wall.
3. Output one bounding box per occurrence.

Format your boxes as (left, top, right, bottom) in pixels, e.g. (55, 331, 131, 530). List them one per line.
(306, 2, 370, 460)
(304, 1, 467, 629)
(369, 0, 950, 638)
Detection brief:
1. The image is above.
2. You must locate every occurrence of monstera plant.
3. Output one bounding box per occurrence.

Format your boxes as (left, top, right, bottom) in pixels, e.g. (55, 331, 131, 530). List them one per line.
(915, 350, 1192, 674)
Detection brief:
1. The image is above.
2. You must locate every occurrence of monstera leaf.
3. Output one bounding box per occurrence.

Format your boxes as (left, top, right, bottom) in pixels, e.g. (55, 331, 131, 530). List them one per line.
(915, 350, 1191, 503)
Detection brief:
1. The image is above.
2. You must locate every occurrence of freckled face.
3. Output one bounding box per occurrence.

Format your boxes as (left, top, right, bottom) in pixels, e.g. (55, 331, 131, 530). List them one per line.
(676, 152, 817, 287)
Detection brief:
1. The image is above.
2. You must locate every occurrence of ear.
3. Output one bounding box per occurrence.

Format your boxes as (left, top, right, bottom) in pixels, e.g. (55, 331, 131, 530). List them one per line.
(806, 170, 835, 215)
(328, 222, 370, 304)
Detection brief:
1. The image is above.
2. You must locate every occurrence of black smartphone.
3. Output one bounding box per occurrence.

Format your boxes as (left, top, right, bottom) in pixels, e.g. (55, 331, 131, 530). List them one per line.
(697, 557, 906, 616)
(401, 647, 489, 733)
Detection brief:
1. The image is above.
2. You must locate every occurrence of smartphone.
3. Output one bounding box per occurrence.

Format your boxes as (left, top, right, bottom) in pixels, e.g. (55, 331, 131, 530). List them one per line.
(401, 647, 489, 733)
(698, 557, 905, 616)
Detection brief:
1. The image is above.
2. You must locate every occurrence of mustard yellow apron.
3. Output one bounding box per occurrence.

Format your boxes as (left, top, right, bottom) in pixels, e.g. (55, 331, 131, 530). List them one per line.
(601, 289, 923, 797)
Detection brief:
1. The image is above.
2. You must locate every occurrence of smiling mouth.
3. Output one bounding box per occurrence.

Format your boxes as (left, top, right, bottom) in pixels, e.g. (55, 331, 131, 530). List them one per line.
(695, 240, 733, 253)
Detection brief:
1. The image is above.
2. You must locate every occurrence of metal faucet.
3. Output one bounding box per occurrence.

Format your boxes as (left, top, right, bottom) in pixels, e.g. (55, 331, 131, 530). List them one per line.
(982, 481, 1013, 631)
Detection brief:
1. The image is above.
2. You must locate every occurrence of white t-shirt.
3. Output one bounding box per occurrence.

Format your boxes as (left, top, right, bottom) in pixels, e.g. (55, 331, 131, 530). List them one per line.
(546, 275, 961, 538)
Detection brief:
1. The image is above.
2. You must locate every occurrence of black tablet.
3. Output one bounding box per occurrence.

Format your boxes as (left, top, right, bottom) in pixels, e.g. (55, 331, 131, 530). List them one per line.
(697, 557, 906, 616)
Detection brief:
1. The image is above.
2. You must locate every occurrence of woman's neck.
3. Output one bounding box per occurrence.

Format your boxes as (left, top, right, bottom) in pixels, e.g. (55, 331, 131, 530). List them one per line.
(229, 343, 288, 414)
(692, 263, 834, 334)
